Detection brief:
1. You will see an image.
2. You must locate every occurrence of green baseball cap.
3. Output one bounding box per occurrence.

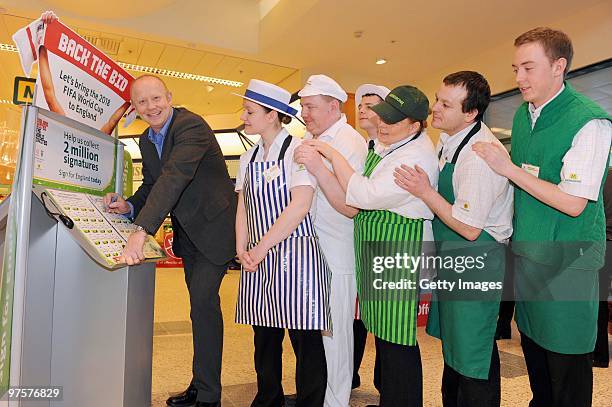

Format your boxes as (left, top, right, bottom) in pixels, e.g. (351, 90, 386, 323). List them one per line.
(371, 85, 430, 124)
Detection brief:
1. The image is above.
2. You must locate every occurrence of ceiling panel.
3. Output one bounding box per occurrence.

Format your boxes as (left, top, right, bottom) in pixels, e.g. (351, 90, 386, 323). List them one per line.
(115, 37, 143, 64)
(136, 41, 165, 67)
(1, 15, 29, 43)
(194, 52, 225, 75)
(156, 45, 186, 71)
(0, 16, 14, 43)
(227, 58, 272, 83)
(176, 48, 205, 73)
(261, 65, 299, 86)
(209, 55, 243, 78)
(201, 87, 242, 116)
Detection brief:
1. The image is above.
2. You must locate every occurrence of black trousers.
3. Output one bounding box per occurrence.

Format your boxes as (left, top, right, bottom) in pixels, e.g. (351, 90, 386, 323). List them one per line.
(251, 326, 327, 407)
(353, 319, 367, 386)
(376, 336, 422, 407)
(353, 319, 381, 391)
(593, 259, 610, 365)
(497, 247, 515, 337)
(441, 342, 501, 407)
(496, 301, 514, 337)
(520, 332, 593, 407)
(180, 240, 226, 403)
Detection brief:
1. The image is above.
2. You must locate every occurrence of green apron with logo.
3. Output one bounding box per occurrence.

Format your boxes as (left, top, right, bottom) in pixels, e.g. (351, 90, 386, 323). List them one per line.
(510, 83, 611, 354)
(354, 137, 424, 346)
(426, 122, 505, 379)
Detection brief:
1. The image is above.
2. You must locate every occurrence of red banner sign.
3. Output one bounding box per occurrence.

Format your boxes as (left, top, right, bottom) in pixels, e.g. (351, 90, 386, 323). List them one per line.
(14, 18, 134, 135)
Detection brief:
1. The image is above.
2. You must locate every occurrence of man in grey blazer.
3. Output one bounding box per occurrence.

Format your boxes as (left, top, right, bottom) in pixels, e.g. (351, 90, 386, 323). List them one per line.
(104, 75, 236, 407)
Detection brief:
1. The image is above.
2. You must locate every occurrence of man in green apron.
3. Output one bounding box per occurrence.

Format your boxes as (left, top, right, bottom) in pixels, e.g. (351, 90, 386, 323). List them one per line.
(394, 71, 513, 406)
(594, 169, 612, 368)
(473, 28, 611, 407)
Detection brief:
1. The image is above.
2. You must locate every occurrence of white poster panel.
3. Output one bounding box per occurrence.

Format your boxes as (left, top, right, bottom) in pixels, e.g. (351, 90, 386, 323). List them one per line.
(33, 112, 117, 195)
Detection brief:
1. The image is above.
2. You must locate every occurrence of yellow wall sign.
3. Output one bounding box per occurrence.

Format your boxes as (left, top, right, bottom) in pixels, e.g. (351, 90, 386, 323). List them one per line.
(13, 76, 36, 105)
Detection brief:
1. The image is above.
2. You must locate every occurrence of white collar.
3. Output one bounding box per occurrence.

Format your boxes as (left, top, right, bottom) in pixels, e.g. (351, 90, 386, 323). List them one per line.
(528, 84, 565, 118)
(306, 114, 348, 141)
(375, 131, 423, 157)
(439, 122, 479, 159)
(255, 128, 289, 159)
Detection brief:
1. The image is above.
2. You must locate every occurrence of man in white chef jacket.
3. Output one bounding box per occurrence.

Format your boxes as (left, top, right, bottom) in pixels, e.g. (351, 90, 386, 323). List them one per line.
(294, 74, 368, 407)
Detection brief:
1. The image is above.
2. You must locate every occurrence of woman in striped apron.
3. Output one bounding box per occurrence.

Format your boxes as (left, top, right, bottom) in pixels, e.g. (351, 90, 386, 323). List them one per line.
(303, 85, 438, 407)
(234, 79, 331, 407)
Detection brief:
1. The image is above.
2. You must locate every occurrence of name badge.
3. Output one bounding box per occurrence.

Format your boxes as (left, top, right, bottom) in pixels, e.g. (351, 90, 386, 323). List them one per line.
(521, 163, 540, 178)
(264, 164, 282, 183)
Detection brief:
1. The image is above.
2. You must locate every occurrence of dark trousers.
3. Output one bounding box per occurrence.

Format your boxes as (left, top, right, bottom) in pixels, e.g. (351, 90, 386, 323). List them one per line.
(594, 260, 610, 366)
(251, 326, 327, 407)
(181, 243, 226, 403)
(496, 301, 514, 337)
(520, 332, 593, 407)
(441, 342, 501, 407)
(353, 319, 367, 386)
(376, 336, 422, 407)
(497, 247, 515, 337)
(353, 319, 381, 391)
(374, 335, 381, 391)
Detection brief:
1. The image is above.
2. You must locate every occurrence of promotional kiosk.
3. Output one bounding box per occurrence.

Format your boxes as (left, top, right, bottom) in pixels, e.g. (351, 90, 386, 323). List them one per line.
(0, 17, 164, 407)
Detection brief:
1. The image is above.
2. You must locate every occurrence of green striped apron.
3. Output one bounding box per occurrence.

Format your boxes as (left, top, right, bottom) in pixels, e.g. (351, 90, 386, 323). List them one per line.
(354, 141, 424, 346)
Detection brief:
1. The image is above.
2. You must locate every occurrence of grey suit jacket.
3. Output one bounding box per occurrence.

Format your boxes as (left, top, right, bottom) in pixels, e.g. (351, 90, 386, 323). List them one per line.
(127, 107, 236, 265)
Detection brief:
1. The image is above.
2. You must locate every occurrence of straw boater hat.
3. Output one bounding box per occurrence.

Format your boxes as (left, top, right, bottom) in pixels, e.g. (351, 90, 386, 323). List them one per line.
(234, 79, 298, 118)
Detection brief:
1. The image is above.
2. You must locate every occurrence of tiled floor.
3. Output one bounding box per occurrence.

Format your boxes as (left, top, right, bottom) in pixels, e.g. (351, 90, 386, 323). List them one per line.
(151, 268, 612, 406)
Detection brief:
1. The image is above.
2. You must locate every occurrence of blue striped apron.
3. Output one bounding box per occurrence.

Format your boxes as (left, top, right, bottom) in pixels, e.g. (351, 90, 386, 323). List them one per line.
(235, 135, 332, 331)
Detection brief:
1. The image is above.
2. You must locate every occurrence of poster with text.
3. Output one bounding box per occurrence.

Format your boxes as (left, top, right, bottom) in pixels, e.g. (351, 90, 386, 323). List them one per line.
(33, 112, 117, 195)
(20, 20, 134, 135)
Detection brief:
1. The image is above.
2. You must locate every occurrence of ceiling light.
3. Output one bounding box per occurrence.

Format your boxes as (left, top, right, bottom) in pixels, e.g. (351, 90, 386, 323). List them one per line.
(0, 99, 12, 104)
(118, 63, 243, 87)
(0, 42, 243, 88)
(376, 58, 387, 65)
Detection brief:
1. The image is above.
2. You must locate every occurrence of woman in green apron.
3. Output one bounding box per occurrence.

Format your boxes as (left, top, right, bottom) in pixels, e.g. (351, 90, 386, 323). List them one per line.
(394, 71, 513, 407)
(304, 85, 438, 407)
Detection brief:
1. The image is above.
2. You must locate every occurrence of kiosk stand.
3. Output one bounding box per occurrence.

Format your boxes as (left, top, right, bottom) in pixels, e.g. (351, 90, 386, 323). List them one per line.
(0, 106, 163, 407)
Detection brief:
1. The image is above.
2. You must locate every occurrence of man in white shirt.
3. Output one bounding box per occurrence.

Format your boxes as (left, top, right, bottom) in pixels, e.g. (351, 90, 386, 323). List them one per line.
(356, 84, 391, 150)
(294, 74, 368, 407)
(473, 28, 611, 407)
(394, 71, 513, 407)
(352, 83, 389, 391)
